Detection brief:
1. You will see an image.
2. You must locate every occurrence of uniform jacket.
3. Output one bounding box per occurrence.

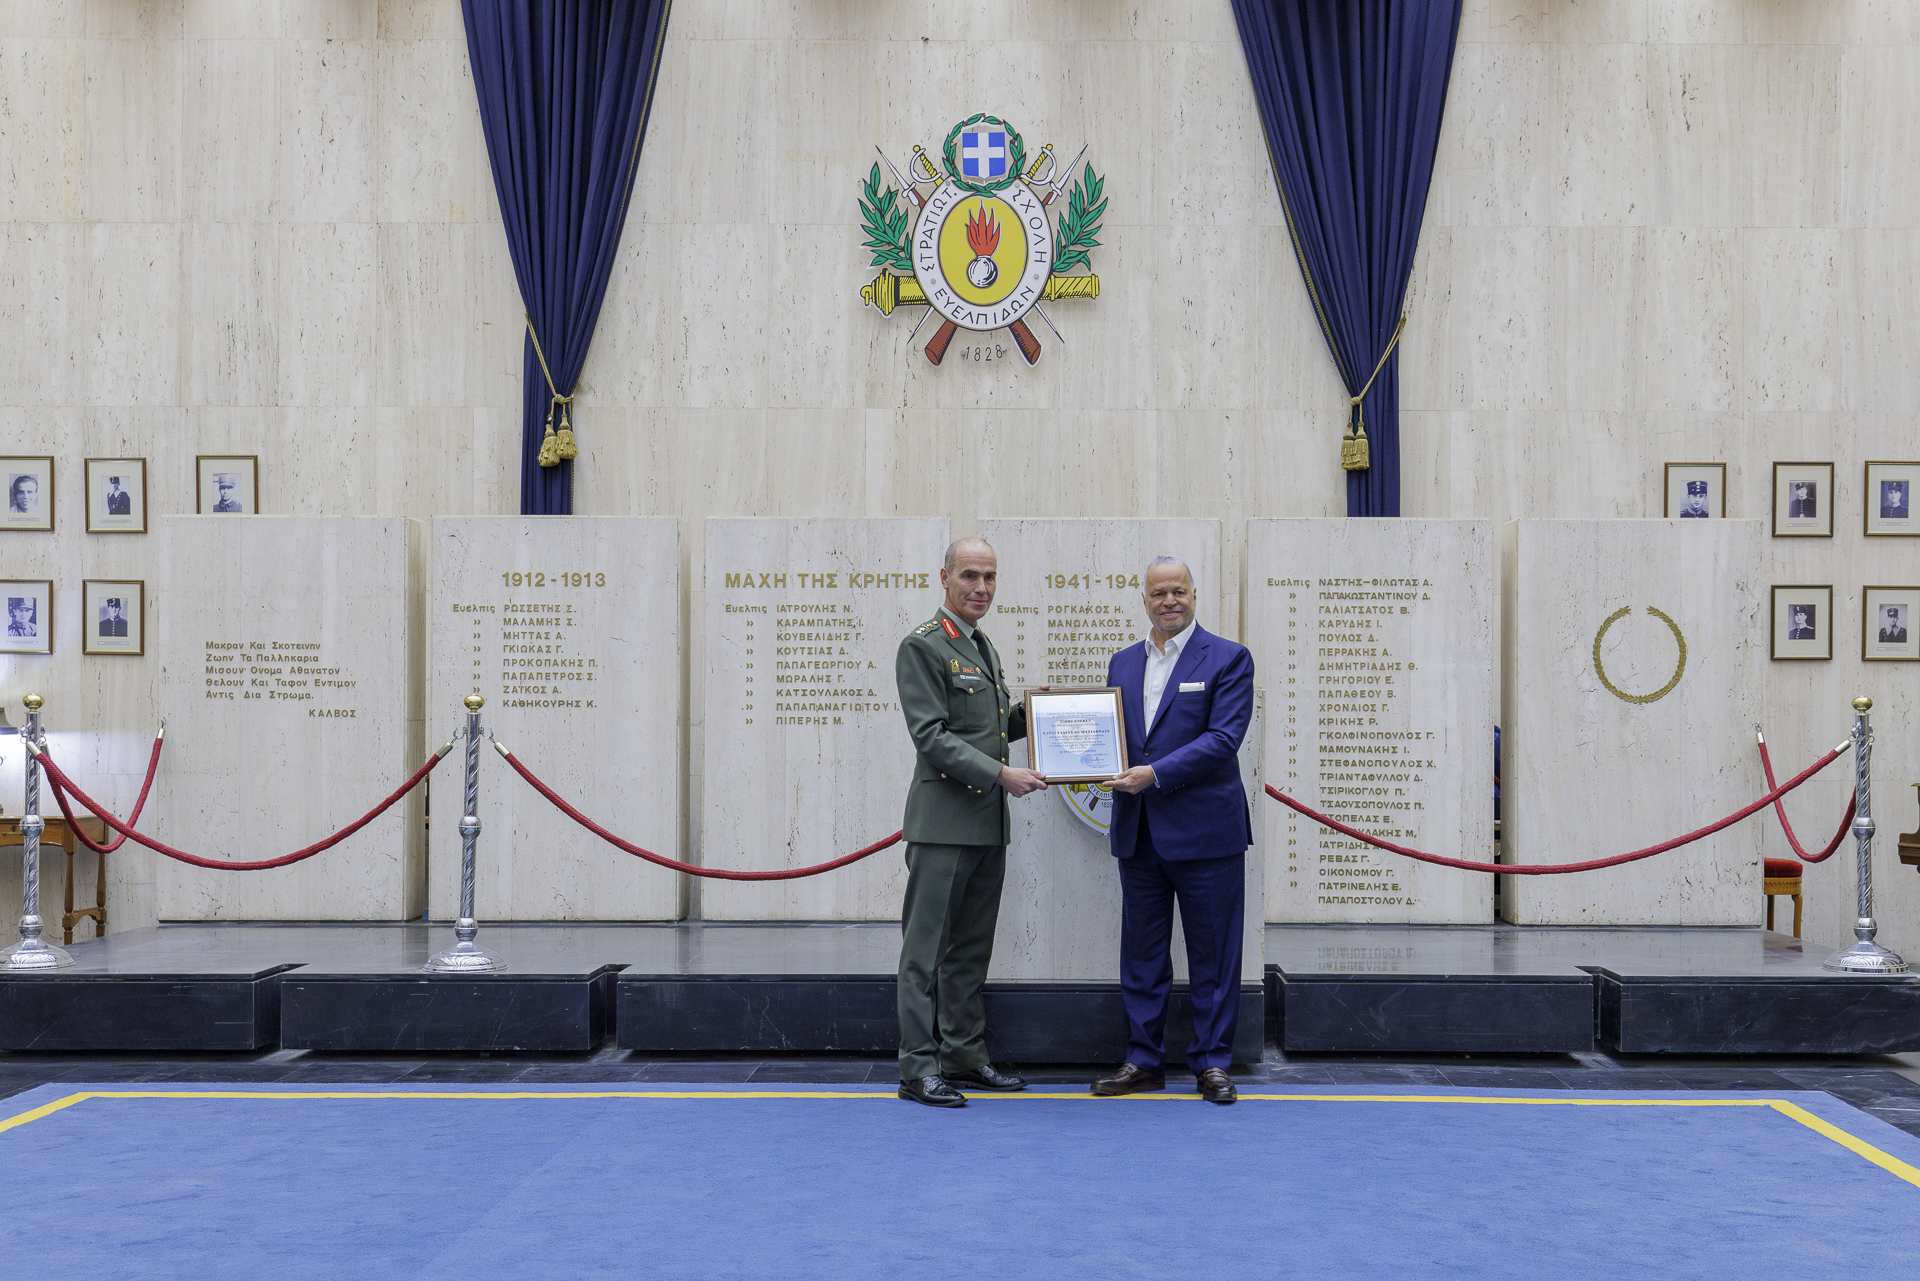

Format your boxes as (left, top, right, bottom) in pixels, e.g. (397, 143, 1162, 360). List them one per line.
(896, 609, 1028, 846)
(1105, 623, 1254, 862)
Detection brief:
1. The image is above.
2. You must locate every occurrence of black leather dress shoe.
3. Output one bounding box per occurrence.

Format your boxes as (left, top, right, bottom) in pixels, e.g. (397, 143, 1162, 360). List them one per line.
(898, 1075, 967, 1108)
(946, 1064, 1025, 1092)
(1197, 1067, 1237, 1105)
(1090, 1062, 1166, 1096)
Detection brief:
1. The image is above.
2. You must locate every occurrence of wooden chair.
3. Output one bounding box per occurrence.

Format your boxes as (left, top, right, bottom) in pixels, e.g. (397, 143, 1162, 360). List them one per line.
(1764, 857, 1803, 938)
(0, 815, 109, 944)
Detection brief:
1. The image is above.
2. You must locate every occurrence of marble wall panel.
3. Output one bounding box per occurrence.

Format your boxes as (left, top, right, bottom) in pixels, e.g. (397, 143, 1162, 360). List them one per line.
(700, 517, 948, 920)
(277, 38, 377, 223)
(1502, 519, 1766, 925)
(1248, 519, 1496, 924)
(81, 36, 180, 223)
(1739, 230, 1847, 414)
(86, 222, 180, 407)
(276, 221, 377, 407)
(153, 515, 424, 919)
(0, 39, 86, 222)
(428, 517, 683, 920)
(375, 221, 478, 406)
(974, 518, 1241, 978)
(1839, 47, 1920, 229)
(375, 35, 481, 224)
(182, 38, 277, 222)
(180, 220, 278, 407)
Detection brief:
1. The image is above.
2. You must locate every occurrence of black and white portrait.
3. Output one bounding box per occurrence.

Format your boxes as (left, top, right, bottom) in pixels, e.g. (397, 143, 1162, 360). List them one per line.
(7, 596, 36, 638)
(1787, 605, 1817, 641)
(1787, 482, 1817, 519)
(1882, 480, 1910, 520)
(8, 473, 38, 514)
(1881, 605, 1909, 645)
(213, 473, 242, 513)
(1680, 480, 1710, 518)
(98, 598, 128, 638)
(105, 477, 130, 516)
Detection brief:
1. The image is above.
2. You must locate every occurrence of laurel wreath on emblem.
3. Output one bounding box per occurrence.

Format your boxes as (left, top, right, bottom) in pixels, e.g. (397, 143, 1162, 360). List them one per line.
(858, 166, 914, 272)
(1592, 606, 1688, 704)
(942, 113, 1027, 194)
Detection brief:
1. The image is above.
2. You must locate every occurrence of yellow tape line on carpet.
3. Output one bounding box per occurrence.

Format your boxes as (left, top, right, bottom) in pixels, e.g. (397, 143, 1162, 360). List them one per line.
(3, 1089, 1916, 1190)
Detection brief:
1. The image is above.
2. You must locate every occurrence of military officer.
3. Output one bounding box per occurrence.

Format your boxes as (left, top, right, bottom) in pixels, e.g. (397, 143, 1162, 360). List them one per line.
(894, 537, 1046, 1108)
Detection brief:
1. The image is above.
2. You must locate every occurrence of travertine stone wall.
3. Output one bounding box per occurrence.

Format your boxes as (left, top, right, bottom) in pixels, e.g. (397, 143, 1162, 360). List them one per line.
(1502, 520, 1765, 925)
(153, 516, 424, 920)
(427, 517, 683, 921)
(1247, 519, 1496, 925)
(0, 2, 1914, 947)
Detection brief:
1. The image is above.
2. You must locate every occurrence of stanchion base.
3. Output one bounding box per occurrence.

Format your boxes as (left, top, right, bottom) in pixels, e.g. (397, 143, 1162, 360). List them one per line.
(1822, 941, 1908, 974)
(2, 939, 75, 970)
(423, 942, 506, 975)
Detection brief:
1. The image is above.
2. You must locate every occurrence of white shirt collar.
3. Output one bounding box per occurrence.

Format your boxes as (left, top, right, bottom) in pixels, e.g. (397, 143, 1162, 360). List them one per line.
(1146, 622, 1194, 660)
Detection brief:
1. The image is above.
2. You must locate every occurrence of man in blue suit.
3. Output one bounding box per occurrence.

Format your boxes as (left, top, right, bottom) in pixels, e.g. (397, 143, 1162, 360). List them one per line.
(1091, 557, 1254, 1105)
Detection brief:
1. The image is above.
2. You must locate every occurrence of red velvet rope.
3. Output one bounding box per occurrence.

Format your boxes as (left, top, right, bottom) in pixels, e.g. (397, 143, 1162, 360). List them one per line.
(499, 745, 902, 880)
(1755, 733, 1855, 864)
(1264, 741, 1847, 875)
(42, 731, 166, 855)
(34, 745, 447, 871)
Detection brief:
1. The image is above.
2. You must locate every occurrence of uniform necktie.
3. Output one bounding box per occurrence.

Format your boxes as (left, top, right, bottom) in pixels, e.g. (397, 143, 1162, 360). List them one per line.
(973, 632, 994, 681)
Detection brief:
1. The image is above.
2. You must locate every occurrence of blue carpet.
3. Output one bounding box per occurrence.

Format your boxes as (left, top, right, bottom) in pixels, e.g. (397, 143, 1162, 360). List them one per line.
(4, 1083, 1918, 1279)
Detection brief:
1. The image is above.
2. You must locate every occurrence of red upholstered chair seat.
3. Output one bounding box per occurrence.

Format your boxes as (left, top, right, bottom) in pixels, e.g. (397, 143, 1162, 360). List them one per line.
(1765, 858, 1804, 879)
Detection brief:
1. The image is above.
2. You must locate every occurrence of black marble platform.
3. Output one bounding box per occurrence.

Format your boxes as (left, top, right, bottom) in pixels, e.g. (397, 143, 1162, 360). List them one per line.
(1268, 924, 1920, 1056)
(1593, 931, 1920, 1054)
(610, 923, 1265, 1064)
(277, 927, 621, 1053)
(0, 928, 294, 1051)
(1267, 924, 1597, 1053)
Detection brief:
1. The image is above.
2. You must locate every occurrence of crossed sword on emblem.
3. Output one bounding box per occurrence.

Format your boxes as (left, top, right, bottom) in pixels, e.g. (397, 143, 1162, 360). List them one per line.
(863, 143, 1099, 366)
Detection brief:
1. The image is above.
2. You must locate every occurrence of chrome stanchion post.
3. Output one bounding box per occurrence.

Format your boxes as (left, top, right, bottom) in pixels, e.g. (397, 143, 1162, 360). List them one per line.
(425, 694, 503, 973)
(4, 694, 73, 969)
(1824, 696, 1907, 973)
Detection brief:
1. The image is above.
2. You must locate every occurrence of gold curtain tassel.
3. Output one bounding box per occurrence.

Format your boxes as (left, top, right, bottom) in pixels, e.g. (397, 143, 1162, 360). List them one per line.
(536, 403, 561, 468)
(526, 315, 576, 468)
(554, 400, 578, 460)
(1341, 403, 1371, 472)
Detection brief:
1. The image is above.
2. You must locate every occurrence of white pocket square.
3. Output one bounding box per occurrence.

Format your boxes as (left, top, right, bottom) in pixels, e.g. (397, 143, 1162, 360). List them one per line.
(1179, 681, 1206, 692)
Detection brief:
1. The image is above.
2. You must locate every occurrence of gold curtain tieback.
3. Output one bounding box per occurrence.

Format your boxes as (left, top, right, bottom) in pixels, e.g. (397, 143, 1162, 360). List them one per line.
(526, 316, 578, 468)
(1342, 314, 1408, 473)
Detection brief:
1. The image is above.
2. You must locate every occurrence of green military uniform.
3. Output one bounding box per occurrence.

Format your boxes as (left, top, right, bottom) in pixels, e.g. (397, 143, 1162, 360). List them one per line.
(894, 606, 1027, 1080)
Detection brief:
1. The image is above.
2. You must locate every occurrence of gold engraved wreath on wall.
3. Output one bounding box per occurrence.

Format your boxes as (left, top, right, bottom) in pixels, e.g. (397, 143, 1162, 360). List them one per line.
(1591, 606, 1688, 704)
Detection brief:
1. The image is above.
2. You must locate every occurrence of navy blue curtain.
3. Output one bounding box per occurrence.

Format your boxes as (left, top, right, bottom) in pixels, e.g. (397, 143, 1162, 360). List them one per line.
(463, 0, 675, 515)
(1230, 0, 1462, 517)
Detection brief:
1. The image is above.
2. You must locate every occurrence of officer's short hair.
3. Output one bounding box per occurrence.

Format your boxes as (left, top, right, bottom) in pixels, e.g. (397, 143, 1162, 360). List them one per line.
(944, 538, 995, 572)
(1145, 556, 1194, 592)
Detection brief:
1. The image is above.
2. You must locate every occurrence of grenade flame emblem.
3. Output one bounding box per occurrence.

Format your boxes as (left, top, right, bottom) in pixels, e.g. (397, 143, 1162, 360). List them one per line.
(964, 205, 1000, 288)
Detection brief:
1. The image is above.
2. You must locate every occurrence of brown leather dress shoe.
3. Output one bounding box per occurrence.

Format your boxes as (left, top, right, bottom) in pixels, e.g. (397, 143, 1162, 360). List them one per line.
(1197, 1067, 1237, 1105)
(1091, 1062, 1166, 1096)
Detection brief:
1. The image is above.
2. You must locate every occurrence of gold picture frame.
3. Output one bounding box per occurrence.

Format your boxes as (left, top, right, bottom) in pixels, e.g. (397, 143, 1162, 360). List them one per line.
(1770, 461, 1833, 538)
(1023, 686, 1127, 783)
(196, 455, 259, 514)
(1862, 586, 1919, 662)
(0, 579, 54, 654)
(82, 579, 145, 656)
(1770, 585, 1832, 661)
(1663, 462, 1726, 519)
(1, 457, 54, 531)
(86, 457, 148, 534)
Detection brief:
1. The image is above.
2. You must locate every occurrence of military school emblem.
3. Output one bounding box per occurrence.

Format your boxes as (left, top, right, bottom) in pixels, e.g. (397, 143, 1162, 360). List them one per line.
(860, 114, 1105, 366)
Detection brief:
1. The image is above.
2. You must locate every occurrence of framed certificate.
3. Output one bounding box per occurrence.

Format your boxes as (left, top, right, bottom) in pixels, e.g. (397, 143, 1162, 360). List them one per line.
(1023, 687, 1127, 783)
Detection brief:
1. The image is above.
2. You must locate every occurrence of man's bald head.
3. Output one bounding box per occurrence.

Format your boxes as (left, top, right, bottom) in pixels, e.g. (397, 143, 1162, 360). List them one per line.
(944, 537, 994, 572)
(941, 538, 999, 624)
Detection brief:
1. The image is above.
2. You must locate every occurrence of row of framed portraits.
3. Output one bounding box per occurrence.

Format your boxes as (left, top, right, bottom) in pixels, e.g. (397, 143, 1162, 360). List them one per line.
(2, 580, 144, 656)
(1664, 461, 1920, 537)
(2, 456, 259, 533)
(1771, 585, 1918, 662)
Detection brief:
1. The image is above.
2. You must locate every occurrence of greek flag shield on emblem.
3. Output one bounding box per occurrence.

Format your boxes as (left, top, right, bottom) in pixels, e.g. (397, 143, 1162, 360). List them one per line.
(959, 129, 1008, 179)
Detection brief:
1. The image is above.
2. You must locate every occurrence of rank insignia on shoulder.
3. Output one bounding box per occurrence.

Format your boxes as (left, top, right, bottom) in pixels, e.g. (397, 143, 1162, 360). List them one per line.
(940, 617, 961, 639)
(916, 621, 939, 635)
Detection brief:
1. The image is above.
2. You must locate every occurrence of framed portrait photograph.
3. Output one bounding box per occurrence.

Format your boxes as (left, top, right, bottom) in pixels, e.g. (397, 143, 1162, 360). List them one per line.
(1, 456, 54, 531)
(1771, 585, 1833, 661)
(1864, 461, 1919, 536)
(1664, 462, 1726, 519)
(1023, 687, 1127, 783)
(1771, 461, 1833, 538)
(196, 455, 258, 514)
(1862, 586, 1919, 662)
(82, 579, 144, 656)
(85, 457, 147, 533)
(0, 580, 53, 654)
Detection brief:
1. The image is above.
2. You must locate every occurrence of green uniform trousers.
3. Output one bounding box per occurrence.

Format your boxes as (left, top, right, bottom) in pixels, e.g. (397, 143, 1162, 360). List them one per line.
(897, 841, 1005, 1080)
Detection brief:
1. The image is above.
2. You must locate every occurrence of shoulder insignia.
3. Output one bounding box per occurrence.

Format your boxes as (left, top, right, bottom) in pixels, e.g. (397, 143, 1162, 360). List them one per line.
(914, 620, 940, 635)
(940, 617, 961, 639)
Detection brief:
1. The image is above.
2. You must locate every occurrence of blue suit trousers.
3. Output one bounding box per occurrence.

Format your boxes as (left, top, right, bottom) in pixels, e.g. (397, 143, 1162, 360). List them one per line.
(1117, 811, 1245, 1073)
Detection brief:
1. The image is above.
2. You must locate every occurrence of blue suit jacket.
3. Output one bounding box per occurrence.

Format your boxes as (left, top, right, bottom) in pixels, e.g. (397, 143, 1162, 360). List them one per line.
(1105, 623, 1254, 862)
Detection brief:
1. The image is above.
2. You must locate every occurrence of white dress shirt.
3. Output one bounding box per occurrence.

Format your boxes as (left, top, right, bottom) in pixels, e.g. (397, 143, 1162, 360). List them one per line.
(1141, 622, 1193, 735)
